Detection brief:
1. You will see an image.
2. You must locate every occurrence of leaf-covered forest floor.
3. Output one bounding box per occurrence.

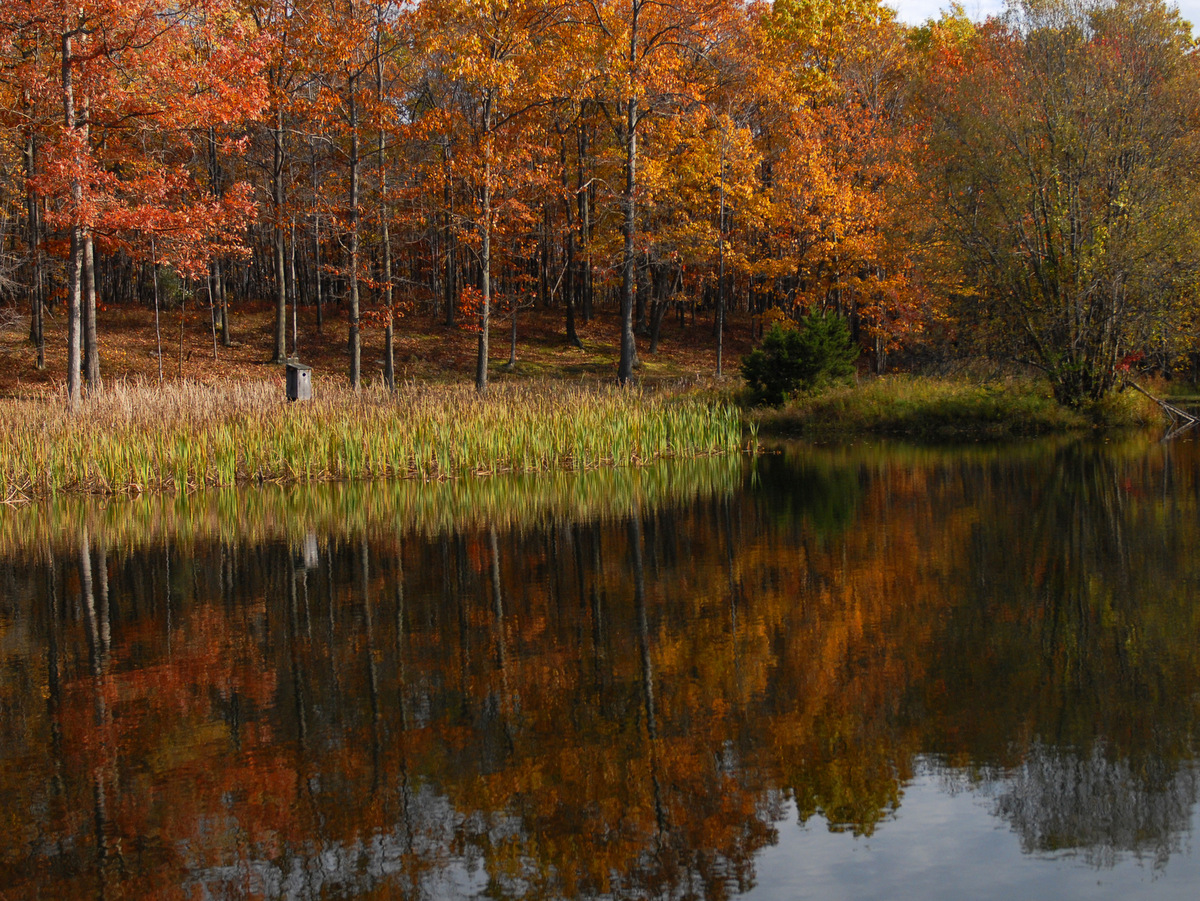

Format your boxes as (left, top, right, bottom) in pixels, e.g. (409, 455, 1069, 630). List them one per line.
(0, 300, 751, 397)
(0, 299, 1170, 440)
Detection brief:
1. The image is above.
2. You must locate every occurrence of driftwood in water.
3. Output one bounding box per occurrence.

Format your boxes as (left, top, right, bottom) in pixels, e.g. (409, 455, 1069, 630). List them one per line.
(1125, 380, 1198, 437)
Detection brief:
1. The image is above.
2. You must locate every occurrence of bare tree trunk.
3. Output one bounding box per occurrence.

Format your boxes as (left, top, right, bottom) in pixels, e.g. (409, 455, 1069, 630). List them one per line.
(565, 242, 582, 347)
(348, 74, 362, 388)
(578, 123, 593, 325)
(559, 128, 583, 349)
(207, 267, 219, 360)
(618, 97, 638, 386)
(152, 238, 163, 384)
(83, 235, 101, 393)
(717, 140, 726, 377)
(289, 217, 298, 357)
(378, 30, 395, 391)
(476, 176, 492, 393)
(539, 206, 549, 308)
(310, 136, 324, 336)
(63, 32, 82, 409)
(507, 305, 517, 368)
(443, 146, 456, 327)
(81, 98, 99, 388)
(649, 290, 668, 354)
(272, 99, 287, 364)
(178, 284, 186, 379)
(475, 95, 494, 395)
(24, 125, 46, 370)
(206, 126, 231, 348)
(216, 260, 230, 347)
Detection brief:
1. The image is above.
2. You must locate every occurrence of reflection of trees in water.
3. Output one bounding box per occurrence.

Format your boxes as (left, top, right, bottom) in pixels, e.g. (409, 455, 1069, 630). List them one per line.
(917, 441, 1200, 867)
(6, 442, 1200, 896)
(189, 786, 476, 900)
(992, 745, 1199, 869)
(751, 451, 861, 541)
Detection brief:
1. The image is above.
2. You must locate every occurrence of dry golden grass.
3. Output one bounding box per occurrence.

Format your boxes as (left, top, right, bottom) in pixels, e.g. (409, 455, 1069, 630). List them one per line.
(0, 379, 745, 499)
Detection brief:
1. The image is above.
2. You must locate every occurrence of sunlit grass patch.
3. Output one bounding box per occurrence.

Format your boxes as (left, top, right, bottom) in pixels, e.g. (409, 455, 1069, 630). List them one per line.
(748, 376, 1161, 440)
(0, 379, 745, 499)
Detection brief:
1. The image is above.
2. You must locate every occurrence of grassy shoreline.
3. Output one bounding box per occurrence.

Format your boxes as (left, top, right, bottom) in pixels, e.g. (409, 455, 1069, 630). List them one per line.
(747, 376, 1164, 441)
(0, 380, 745, 500)
(0, 373, 1171, 502)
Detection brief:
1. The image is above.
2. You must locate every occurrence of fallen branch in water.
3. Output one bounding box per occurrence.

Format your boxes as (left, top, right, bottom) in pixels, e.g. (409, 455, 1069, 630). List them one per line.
(1125, 380, 1198, 435)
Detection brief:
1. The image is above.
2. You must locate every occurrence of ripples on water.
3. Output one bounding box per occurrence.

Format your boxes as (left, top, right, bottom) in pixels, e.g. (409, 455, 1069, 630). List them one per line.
(2, 438, 1200, 899)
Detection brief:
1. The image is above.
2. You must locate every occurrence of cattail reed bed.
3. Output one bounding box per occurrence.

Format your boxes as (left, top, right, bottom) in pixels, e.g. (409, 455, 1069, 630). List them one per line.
(0, 379, 744, 499)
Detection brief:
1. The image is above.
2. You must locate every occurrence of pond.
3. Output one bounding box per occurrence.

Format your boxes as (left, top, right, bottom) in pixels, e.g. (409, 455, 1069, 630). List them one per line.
(2, 435, 1200, 899)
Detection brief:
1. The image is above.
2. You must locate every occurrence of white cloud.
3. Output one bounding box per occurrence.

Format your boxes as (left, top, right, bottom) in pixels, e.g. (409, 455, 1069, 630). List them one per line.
(886, 0, 1200, 28)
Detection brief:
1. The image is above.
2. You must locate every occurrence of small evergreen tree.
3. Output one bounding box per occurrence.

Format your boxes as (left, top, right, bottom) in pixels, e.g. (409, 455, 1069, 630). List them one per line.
(741, 313, 858, 405)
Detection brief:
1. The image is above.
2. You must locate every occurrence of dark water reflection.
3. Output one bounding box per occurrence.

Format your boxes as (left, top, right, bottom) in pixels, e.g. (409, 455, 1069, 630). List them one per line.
(3, 438, 1200, 899)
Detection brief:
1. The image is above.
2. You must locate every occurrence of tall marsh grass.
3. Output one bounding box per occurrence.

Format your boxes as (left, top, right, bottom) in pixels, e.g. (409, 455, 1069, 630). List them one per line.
(0, 380, 744, 499)
(749, 376, 1161, 440)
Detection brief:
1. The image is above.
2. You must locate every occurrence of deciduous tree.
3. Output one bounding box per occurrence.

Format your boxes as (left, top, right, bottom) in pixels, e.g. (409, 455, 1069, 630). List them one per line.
(921, 0, 1200, 405)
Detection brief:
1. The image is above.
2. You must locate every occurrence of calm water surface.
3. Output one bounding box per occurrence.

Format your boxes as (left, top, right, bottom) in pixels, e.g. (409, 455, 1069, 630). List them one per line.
(2, 437, 1200, 899)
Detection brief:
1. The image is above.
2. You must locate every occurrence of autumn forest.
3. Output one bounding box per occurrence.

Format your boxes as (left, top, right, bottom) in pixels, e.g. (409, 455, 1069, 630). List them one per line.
(2, 0, 1199, 407)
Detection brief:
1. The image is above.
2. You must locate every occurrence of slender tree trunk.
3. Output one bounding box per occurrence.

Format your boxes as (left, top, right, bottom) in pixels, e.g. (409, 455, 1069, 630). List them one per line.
(152, 238, 163, 384)
(178, 286, 186, 379)
(565, 232, 581, 347)
(311, 136, 324, 335)
(79, 94, 97, 391)
(207, 127, 231, 348)
(83, 232, 100, 394)
(207, 268, 219, 360)
(348, 74, 362, 388)
(476, 97, 494, 394)
(717, 140, 726, 377)
(289, 218, 298, 357)
(649, 279, 668, 354)
(378, 34, 394, 391)
(444, 145, 456, 327)
(476, 176, 492, 392)
(66, 225, 83, 406)
(559, 130, 583, 349)
(635, 253, 648, 335)
(34, 251, 45, 369)
(579, 126, 592, 324)
(24, 125, 46, 370)
(63, 32, 82, 409)
(508, 305, 517, 368)
(216, 260, 231, 346)
(272, 99, 287, 363)
(618, 98, 638, 385)
(539, 206, 549, 308)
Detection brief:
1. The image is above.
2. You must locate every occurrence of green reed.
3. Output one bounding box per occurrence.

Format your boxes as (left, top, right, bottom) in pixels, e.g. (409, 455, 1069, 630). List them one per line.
(0, 454, 743, 556)
(0, 380, 746, 499)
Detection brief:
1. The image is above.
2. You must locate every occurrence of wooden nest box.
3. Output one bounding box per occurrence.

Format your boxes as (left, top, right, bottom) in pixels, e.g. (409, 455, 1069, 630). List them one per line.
(286, 362, 312, 401)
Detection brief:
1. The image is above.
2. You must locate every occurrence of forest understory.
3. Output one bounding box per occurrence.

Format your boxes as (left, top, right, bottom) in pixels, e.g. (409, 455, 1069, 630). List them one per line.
(0, 300, 753, 397)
